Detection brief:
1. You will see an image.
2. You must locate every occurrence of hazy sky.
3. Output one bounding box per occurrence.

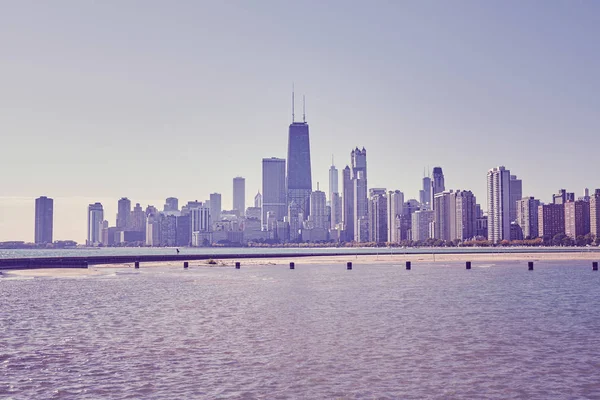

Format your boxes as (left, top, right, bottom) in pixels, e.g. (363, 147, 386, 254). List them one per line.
(1, 1, 599, 243)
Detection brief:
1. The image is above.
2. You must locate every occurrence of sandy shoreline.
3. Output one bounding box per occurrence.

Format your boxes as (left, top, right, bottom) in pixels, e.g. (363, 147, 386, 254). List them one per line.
(1, 251, 598, 278)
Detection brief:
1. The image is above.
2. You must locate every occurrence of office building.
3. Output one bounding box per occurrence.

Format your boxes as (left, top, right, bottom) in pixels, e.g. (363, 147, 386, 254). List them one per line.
(34, 196, 54, 244)
(420, 171, 432, 210)
(387, 190, 404, 243)
(516, 197, 540, 239)
(233, 177, 246, 216)
(433, 191, 455, 241)
(262, 157, 287, 228)
(351, 148, 368, 242)
(329, 163, 342, 229)
(209, 193, 222, 225)
(369, 189, 388, 243)
(254, 192, 262, 208)
(591, 190, 600, 240)
(431, 167, 445, 205)
(553, 189, 575, 205)
(342, 165, 354, 241)
(164, 197, 179, 212)
(287, 103, 312, 218)
(87, 202, 104, 246)
(130, 203, 146, 232)
(176, 214, 191, 246)
(310, 189, 327, 230)
(487, 166, 511, 243)
(191, 207, 211, 233)
(116, 197, 131, 230)
(454, 190, 476, 241)
(564, 200, 590, 239)
(509, 175, 522, 222)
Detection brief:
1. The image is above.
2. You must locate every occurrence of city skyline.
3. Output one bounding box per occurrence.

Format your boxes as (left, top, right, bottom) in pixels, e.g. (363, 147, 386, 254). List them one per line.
(2, 2, 600, 241)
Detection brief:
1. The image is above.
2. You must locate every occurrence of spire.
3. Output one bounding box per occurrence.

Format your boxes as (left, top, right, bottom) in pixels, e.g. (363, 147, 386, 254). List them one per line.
(331, 154, 334, 166)
(292, 83, 295, 123)
(303, 95, 306, 123)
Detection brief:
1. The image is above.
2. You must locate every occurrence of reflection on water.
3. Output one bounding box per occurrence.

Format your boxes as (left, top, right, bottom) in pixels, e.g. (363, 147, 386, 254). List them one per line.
(1, 261, 600, 399)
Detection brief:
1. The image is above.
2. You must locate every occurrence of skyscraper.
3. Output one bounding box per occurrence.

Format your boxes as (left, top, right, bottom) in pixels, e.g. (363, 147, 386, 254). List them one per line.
(369, 189, 388, 243)
(116, 197, 131, 230)
(538, 204, 565, 239)
(130, 203, 146, 233)
(329, 162, 341, 229)
(233, 177, 246, 216)
(433, 191, 454, 241)
(309, 189, 327, 230)
(591, 190, 600, 240)
(262, 157, 287, 229)
(209, 193, 222, 225)
(351, 148, 368, 242)
(254, 192, 262, 208)
(286, 98, 312, 218)
(387, 190, 404, 243)
(164, 197, 179, 212)
(87, 202, 104, 246)
(342, 166, 354, 240)
(516, 197, 540, 239)
(509, 175, 522, 222)
(35, 196, 54, 244)
(420, 170, 432, 210)
(454, 190, 477, 241)
(553, 189, 575, 205)
(411, 210, 434, 242)
(431, 167, 445, 206)
(487, 166, 512, 243)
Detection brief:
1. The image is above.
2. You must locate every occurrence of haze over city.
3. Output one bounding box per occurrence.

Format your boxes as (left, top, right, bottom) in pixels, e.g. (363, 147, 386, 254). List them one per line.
(1, 1, 599, 242)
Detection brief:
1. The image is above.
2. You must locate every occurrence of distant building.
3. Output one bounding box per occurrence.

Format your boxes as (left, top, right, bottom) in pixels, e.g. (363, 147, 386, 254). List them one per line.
(553, 189, 575, 205)
(538, 204, 565, 239)
(254, 192, 262, 208)
(387, 190, 404, 243)
(420, 173, 432, 211)
(412, 210, 434, 242)
(351, 148, 368, 242)
(233, 177, 246, 216)
(176, 214, 191, 246)
(433, 191, 454, 241)
(209, 193, 222, 226)
(130, 203, 146, 233)
(431, 167, 445, 206)
(509, 175, 522, 222)
(476, 216, 488, 239)
(160, 214, 178, 246)
(310, 189, 327, 230)
(369, 188, 388, 244)
(164, 197, 179, 212)
(35, 196, 54, 244)
(191, 207, 211, 233)
(516, 197, 540, 239)
(591, 190, 600, 240)
(342, 165, 354, 241)
(454, 190, 477, 241)
(262, 157, 287, 229)
(116, 197, 131, 230)
(245, 207, 261, 220)
(487, 166, 512, 243)
(287, 118, 312, 218)
(87, 202, 104, 246)
(564, 200, 590, 239)
(329, 163, 342, 229)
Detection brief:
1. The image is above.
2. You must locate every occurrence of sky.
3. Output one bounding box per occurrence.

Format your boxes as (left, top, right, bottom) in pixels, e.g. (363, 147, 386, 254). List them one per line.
(1, 1, 599, 243)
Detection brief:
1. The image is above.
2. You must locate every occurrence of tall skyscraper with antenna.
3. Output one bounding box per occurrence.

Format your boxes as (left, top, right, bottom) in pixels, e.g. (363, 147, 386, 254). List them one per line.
(287, 90, 313, 218)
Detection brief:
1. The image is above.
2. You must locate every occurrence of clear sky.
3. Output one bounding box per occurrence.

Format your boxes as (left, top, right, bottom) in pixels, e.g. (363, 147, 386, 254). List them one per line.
(1, 1, 599, 243)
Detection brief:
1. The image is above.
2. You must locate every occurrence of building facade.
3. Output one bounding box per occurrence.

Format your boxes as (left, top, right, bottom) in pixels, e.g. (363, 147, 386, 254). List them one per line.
(233, 177, 246, 216)
(35, 196, 54, 244)
(262, 157, 287, 229)
(564, 200, 590, 239)
(287, 121, 312, 218)
(411, 210, 434, 242)
(116, 197, 131, 230)
(509, 175, 522, 223)
(454, 190, 476, 241)
(87, 202, 104, 246)
(387, 190, 404, 243)
(591, 189, 600, 240)
(516, 197, 540, 239)
(538, 204, 565, 239)
(487, 166, 511, 243)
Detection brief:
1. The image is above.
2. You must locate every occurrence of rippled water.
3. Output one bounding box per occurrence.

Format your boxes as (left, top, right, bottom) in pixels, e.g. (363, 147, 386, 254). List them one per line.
(2, 261, 600, 399)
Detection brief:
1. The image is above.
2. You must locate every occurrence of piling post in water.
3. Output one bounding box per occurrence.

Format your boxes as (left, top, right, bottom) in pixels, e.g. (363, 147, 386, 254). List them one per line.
(347, 262, 352, 270)
(235, 262, 241, 269)
(466, 261, 471, 270)
(184, 261, 189, 269)
(406, 261, 411, 270)
(528, 261, 534, 271)
(134, 261, 140, 269)
(290, 262, 295, 269)
(593, 261, 598, 271)
(83, 261, 89, 269)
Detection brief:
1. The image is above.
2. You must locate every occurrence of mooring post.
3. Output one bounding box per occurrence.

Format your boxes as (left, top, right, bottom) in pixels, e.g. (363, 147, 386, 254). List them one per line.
(593, 261, 598, 271)
(406, 261, 411, 270)
(528, 261, 534, 271)
(347, 262, 352, 270)
(184, 261, 189, 269)
(235, 262, 241, 269)
(134, 261, 140, 269)
(290, 262, 295, 269)
(466, 261, 471, 270)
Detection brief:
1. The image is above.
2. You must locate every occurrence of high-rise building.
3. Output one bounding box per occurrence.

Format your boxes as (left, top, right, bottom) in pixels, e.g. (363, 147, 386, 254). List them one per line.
(164, 197, 179, 212)
(34, 196, 54, 244)
(433, 191, 455, 241)
(87, 202, 104, 246)
(538, 204, 565, 239)
(516, 197, 540, 239)
(509, 175, 522, 222)
(310, 189, 327, 230)
(287, 106, 312, 218)
(176, 214, 191, 246)
(191, 207, 211, 233)
(387, 190, 404, 243)
(591, 190, 600, 240)
(454, 190, 476, 241)
(233, 177, 246, 216)
(487, 166, 512, 243)
(287, 201, 302, 242)
(351, 148, 368, 242)
(553, 189, 575, 205)
(342, 166, 354, 241)
(116, 197, 131, 230)
(411, 210, 434, 242)
(420, 173, 432, 210)
(369, 189, 387, 243)
(209, 193, 222, 225)
(160, 214, 178, 246)
(130, 203, 146, 233)
(329, 163, 342, 229)
(431, 167, 445, 206)
(564, 200, 590, 239)
(400, 200, 420, 241)
(262, 157, 287, 229)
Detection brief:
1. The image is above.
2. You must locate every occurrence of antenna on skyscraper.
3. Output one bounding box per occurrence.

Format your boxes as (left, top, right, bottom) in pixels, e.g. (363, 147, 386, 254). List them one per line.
(303, 95, 306, 123)
(332, 154, 334, 166)
(292, 83, 295, 123)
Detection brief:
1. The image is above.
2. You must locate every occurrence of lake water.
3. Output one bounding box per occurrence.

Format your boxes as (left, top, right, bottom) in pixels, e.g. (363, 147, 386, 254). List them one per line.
(2, 261, 600, 399)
